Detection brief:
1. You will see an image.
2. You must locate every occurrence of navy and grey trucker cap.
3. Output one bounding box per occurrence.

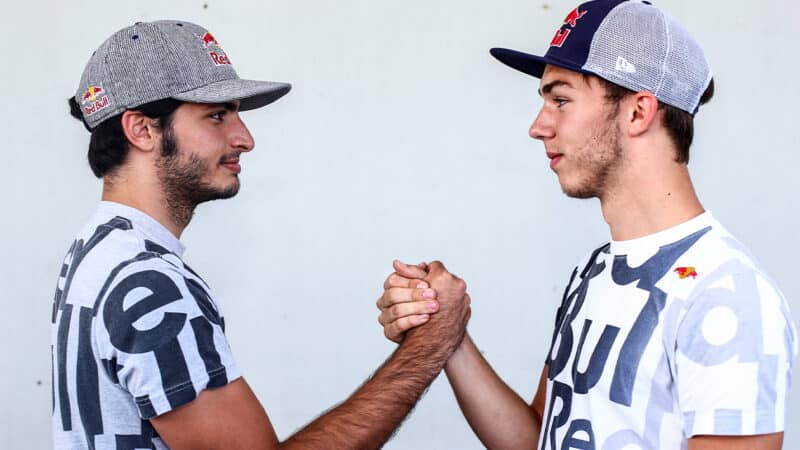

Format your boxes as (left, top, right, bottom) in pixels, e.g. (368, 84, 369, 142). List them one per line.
(491, 0, 712, 115)
(74, 20, 291, 129)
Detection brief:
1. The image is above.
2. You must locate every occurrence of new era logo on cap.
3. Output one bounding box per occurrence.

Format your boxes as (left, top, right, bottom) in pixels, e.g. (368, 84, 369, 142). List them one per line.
(615, 56, 636, 73)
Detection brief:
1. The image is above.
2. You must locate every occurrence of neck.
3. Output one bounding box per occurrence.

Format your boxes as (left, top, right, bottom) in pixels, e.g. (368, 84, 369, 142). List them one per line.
(600, 162, 704, 242)
(101, 172, 192, 238)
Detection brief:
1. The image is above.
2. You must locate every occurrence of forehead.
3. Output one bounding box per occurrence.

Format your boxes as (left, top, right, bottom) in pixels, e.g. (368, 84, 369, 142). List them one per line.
(177, 100, 241, 113)
(538, 65, 606, 96)
(540, 65, 584, 89)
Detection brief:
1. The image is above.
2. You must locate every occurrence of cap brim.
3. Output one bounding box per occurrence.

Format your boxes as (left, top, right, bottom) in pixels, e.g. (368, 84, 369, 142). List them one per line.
(490, 48, 548, 78)
(172, 78, 291, 110)
(490, 48, 592, 79)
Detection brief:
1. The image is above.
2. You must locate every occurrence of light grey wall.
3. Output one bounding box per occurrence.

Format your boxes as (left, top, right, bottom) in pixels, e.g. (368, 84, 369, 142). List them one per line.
(2, 0, 798, 448)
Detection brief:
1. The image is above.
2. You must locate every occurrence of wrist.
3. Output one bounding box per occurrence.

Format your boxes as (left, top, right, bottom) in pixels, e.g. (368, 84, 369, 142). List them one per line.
(444, 331, 471, 369)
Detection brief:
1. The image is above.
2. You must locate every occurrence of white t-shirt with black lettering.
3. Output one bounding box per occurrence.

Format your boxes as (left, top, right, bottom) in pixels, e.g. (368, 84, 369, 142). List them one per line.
(52, 201, 240, 449)
(540, 212, 796, 449)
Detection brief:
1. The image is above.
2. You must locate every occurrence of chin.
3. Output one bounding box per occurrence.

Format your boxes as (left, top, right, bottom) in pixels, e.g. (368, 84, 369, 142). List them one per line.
(560, 180, 599, 199)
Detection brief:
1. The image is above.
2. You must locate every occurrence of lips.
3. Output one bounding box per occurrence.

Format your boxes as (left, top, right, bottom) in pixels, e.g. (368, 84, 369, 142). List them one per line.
(546, 152, 563, 170)
(220, 156, 241, 174)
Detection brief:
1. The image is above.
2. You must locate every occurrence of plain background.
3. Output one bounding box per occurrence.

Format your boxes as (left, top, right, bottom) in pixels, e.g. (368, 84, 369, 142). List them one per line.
(1, 0, 798, 448)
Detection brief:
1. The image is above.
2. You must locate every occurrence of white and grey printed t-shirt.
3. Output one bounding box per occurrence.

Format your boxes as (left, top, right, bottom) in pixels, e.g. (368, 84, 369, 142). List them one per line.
(51, 201, 240, 449)
(539, 212, 797, 449)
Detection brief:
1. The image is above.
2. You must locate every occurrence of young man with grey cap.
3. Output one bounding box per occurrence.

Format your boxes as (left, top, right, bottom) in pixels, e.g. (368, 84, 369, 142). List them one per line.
(377, 0, 796, 448)
(52, 20, 470, 449)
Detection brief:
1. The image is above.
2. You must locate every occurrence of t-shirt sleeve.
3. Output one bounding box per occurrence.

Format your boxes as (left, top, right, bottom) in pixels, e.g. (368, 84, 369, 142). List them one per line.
(93, 256, 241, 419)
(675, 268, 797, 436)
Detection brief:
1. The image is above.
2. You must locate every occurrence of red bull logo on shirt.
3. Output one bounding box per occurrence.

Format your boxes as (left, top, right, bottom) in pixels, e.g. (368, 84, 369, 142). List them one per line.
(550, 6, 587, 47)
(81, 86, 109, 116)
(197, 31, 231, 66)
(674, 267, 699, 279)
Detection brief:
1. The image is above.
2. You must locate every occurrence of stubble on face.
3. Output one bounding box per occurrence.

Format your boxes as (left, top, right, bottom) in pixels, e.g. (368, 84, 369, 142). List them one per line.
(155, 126, 240, 229)
(561, 104, 624, 200)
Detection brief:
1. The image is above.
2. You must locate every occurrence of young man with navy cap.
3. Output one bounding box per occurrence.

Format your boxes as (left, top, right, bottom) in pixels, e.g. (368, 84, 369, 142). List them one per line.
(53, 20, 471, 449)
(377, 0, 796, 448)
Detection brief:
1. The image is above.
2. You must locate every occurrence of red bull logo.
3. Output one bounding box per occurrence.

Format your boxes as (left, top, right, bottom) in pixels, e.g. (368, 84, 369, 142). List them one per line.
(550, 6, 587, 48)
(200, 31, 219, 48)
(209, 51, 231, 66)
(81, 86, 104, 105)
(563, 6, 587, 27)
(81, 85, 110, 116)
(674, 267, 699, 279)
(198, 31, 231, 66)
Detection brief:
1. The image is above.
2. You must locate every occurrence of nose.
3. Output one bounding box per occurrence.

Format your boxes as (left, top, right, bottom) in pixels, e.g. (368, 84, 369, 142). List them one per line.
(529, 107, 554, 141)
(230, 113, 255, 152)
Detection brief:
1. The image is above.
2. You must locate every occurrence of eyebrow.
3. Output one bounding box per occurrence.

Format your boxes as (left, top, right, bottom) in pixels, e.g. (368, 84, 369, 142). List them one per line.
(538, 80, 572, 97)
(203, 102, 239, 111)
(221, 102, 239, 111)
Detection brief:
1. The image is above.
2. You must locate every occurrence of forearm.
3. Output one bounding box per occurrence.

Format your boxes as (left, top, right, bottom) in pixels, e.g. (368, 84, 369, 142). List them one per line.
(281, 322, 460, 449)
(445, 334, 540, 450)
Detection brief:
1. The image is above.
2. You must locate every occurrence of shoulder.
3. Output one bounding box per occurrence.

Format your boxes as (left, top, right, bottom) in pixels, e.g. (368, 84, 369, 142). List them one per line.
(571, 242, 611, 277)
(666, 216, 779, 298)
(672, 220, 797, 364)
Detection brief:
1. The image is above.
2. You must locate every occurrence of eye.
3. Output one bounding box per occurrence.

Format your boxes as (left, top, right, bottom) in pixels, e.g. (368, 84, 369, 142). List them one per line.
(209, 110, 226, 121)
(554, 97, 568, 108)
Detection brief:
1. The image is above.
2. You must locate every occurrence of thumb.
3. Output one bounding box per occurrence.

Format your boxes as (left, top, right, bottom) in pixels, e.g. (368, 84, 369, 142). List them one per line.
(393, 259, 428, 279)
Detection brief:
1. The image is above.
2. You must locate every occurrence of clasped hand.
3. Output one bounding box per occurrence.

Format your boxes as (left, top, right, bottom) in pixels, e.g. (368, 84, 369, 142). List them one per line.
(376, 260, 471, 343)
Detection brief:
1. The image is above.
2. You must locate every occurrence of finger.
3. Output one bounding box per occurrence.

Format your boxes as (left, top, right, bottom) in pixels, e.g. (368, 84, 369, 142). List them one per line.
(379, 299, 439, 325)
(427, 260, 447, 275)
(393, 259, 429, 280)
(384, 273, 428, 290)
(385, 314, 430, 342)
(425, 260, 455, 282)
(376, 287, 437, 309)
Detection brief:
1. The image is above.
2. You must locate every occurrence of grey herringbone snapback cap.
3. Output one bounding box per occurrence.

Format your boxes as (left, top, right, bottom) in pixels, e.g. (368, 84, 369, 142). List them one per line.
(75, 20, 291, 129)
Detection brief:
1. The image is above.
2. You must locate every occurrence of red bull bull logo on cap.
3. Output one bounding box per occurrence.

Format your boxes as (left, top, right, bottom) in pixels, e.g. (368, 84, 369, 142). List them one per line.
(198, 31, 232, 66)
(674, 267, 699, 279)
(81, 85, 110, 116)
(200, 31, 218, 48)
(550, 6, 588, 48)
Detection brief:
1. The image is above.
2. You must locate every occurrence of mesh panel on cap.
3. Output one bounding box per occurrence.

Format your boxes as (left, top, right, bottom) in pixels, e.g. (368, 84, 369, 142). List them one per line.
(584, 2, 668, 96)
(659, 18, 712, 114)
(582, 1, 711, 114)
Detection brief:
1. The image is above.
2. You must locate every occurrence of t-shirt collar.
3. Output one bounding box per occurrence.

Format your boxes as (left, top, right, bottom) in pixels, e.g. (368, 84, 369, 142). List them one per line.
(96, 201, 186, 257)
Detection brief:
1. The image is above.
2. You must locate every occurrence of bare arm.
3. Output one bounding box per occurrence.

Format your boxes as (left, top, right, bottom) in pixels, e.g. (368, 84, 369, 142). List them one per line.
(152, 260, 469, 450)
(378, 262, 546, 449)
(444, 335, 546, 449)
(150, 378, 279, 450)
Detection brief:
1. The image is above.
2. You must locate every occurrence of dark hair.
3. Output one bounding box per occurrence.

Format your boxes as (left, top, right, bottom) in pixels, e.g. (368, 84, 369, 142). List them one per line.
(593, 76, 714, 164)
(68, 97, 183, 178)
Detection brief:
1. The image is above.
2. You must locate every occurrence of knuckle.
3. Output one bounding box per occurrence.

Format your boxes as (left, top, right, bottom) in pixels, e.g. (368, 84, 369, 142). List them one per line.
(390, 304, 403, 317)
(387, 274, 402, 288)
(398, 317, 412, 332)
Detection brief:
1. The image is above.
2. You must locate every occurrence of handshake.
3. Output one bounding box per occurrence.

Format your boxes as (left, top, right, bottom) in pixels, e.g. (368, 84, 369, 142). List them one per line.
(376, 260, 472, 351)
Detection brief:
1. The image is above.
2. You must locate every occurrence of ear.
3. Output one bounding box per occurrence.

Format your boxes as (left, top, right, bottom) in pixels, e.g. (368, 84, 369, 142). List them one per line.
(625, 91, 660, 137)
(120, 110, 160, 152)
